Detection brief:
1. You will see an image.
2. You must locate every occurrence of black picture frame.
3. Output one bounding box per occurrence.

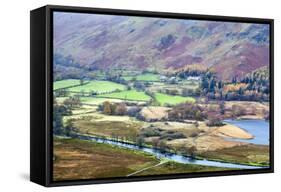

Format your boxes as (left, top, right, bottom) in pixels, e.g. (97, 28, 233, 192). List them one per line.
(30, 5, 274, 187)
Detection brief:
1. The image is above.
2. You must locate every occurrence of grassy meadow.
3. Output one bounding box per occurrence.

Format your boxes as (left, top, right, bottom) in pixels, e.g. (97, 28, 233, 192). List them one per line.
(54, 79, 82, 90)
(67, 80, 126, 94)
(97, 90, 151, 101)
(122, 73, 160, 82)
(154, 92, 195, 106)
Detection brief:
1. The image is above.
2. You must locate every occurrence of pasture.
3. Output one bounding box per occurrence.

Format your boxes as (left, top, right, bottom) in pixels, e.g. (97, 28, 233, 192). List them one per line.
(154, 93, 195, 106)
(136, 73, 160, 81)
(53, 79, 82, 90)
(97, 90, 151, 101)
(148, 80, 200, 95)
(67, 80, 126, 94)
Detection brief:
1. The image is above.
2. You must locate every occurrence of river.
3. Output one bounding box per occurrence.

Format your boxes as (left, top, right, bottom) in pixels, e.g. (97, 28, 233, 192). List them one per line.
(73, 120, 268, 170)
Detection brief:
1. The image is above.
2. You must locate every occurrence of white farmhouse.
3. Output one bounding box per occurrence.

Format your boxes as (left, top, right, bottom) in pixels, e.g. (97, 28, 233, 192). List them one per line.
(187, 76, 201, 81)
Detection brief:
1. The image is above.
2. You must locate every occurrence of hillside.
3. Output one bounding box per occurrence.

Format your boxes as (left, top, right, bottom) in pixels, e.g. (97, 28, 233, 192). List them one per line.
(53, 12, 270, 81)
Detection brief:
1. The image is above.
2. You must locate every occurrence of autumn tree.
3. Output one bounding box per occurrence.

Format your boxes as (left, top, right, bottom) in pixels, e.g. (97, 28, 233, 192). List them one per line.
(103, 101, 112, 115)
(115, 103, 127, 115)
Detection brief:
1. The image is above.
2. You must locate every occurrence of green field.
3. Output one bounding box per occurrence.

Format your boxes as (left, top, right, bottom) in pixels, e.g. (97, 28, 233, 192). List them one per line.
(154, 93, 195, 106)
(136, 73, 160, 81)
(122, 73, 160, 82)
(54, 79, 82, 90)
(80, 97, 146, 105)
(97, 90, 151, 101)
(122, 76, 134, 81)
(67, 80, 126, 94)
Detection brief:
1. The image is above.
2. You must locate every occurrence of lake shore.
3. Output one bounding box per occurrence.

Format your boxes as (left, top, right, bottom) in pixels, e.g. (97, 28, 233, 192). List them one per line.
(210, 123, 253, 140)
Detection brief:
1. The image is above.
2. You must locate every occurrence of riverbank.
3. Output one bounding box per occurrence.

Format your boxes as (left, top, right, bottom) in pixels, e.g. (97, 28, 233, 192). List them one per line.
(198, 144, 269, 167)
(65, 133, 266, 169)
(53, 137, 232, 181)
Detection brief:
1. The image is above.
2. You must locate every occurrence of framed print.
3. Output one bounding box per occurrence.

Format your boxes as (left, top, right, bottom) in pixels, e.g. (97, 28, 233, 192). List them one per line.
(30, 5, 274, 187)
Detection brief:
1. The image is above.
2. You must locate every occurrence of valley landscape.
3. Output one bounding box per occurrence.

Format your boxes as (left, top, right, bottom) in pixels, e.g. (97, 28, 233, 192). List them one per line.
(52, 12, 270, 181)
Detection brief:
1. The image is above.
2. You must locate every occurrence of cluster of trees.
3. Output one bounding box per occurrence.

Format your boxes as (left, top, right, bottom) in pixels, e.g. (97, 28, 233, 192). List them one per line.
(133, 81, 151, 91)
(200, 69, 269, 101)
(168, 102, 226, 127)
(228, 103, 269, 119)
(178, 144, 197, 157)
(53, 105, 66, 135)
(63, 120, 78, 137)
(108, 133, 135, 143)
(53, 96, 82, 135)
(136, 134, 169, 152)
(150, 138, 168, 152)
(53, 98, 72, 135)
(127, 106, 142, 116)
(201, 71, 223, 95)
(159, 131, 186, 140)
(169, 99, 268, 123)
(99, 101, 127, 115)
(55, 88, 69, 97)
(205, 110, 224, 127)
(177, 68, 206, 79)
(104, 72, 128, 85)
(54, 54, 87, 81)
(63, 96, 82, 108)
(137, 130, 189, 154)
(168, 102, 206, 121)
(231, 104, 247, 118)
(98, 101, 144, 118)
(239, 69, 269, 100)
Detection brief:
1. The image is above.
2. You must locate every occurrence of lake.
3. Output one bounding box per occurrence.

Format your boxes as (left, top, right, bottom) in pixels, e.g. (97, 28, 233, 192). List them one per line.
(223, 119, 270, 145)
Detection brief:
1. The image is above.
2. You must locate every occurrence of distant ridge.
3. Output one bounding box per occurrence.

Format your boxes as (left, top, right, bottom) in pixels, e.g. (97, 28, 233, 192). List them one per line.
(53, 12, 269, 81)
